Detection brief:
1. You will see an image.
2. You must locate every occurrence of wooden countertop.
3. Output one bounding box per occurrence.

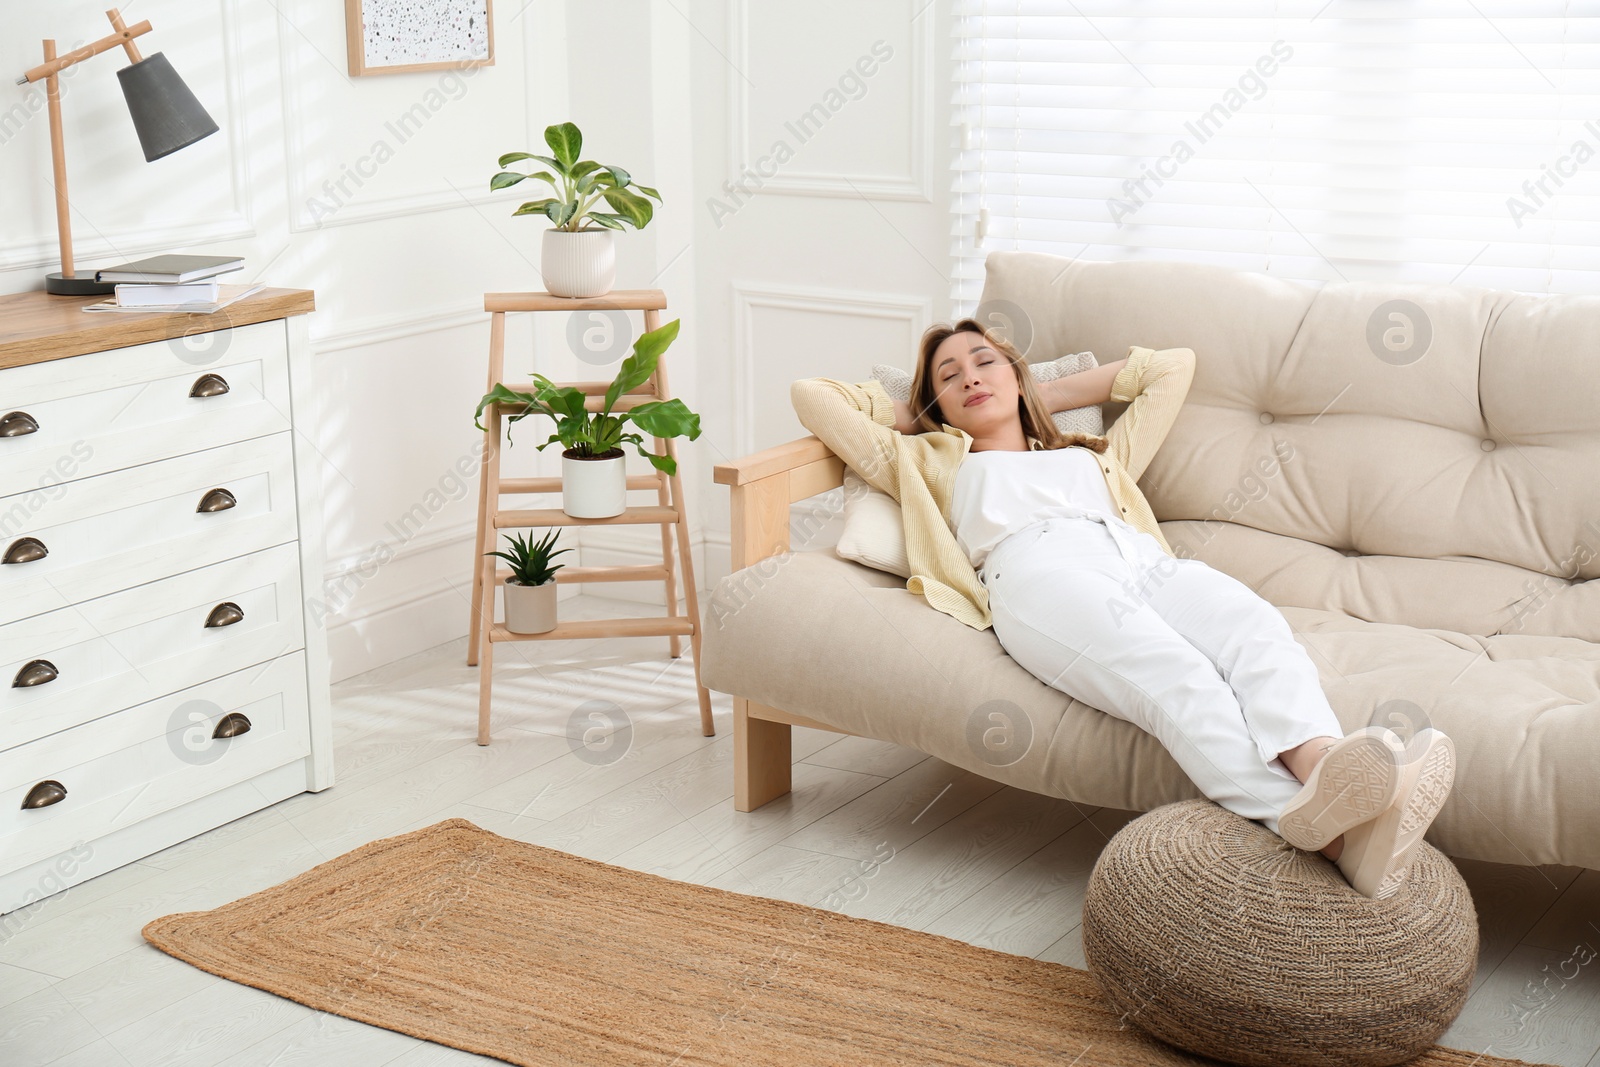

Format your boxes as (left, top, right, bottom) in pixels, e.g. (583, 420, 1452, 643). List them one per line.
(0, 287, 316, 370)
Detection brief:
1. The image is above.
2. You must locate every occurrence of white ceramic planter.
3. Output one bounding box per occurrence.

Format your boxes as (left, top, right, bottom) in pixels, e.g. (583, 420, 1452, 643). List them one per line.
(542, 228, 616, 298)
(504, 577, 557, 634)
(562, 448, 627, 518)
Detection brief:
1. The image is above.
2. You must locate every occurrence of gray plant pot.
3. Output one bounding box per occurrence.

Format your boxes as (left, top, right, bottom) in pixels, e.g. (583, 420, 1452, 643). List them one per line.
(504, 577, 558, 634)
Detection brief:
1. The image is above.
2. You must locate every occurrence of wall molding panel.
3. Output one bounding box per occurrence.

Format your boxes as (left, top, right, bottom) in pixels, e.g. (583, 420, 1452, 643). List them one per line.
(725, 0, 934, 202)
(730, 282, 932, 458)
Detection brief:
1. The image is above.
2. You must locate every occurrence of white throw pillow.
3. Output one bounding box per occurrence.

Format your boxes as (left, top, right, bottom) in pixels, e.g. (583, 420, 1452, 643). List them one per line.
(834, 352, 1103, 578)
(836, 466, 914, 578)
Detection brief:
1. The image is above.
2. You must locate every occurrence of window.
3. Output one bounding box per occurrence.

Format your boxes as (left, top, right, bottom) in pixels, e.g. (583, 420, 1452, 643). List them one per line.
(951, 2, 1600, 309)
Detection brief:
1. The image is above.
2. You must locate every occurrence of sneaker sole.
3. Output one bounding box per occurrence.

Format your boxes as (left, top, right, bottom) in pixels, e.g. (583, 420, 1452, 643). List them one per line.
(1277, 726, 1405, 851)
(1338, 729, 1456, 899)
(1370, 732, 1457, 899)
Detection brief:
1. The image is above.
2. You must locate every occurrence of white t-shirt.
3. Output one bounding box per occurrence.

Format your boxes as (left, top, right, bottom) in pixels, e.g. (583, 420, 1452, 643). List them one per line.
(950, 444, 1123, 572)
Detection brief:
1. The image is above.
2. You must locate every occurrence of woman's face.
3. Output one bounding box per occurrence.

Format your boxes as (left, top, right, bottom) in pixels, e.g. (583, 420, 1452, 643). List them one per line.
(928, 330, 1021, 437)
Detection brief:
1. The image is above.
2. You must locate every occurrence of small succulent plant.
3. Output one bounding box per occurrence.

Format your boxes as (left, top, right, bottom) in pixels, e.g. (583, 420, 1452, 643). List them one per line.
(485, 529, 571, 586)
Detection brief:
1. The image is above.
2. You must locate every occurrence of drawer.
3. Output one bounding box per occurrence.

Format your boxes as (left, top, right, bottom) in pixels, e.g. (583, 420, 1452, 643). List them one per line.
(0, 319, 291, 497)
(0, 432, 298, 626)
(0, 651, 309, 875)
(0, 541, 306, 749)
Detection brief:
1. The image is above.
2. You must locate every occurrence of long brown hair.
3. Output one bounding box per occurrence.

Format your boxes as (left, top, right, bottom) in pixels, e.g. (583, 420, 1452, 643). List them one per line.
(908, 319, 1108, 453)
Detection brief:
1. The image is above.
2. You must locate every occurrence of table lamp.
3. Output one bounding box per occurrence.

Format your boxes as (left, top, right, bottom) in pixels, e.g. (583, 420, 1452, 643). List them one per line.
(14, 8, 220, 296)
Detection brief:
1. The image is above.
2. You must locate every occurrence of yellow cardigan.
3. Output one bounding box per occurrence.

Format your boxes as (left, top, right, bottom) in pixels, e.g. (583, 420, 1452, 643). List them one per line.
(789, 345, 1197, 631)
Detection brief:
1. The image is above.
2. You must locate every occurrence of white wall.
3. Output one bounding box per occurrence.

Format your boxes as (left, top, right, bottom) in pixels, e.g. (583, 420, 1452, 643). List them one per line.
(676, 0, 954, 584)
(0, 0, 953, 681)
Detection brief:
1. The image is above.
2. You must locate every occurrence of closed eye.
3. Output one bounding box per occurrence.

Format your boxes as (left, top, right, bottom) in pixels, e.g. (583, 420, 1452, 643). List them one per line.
(944, 359, 994, 383)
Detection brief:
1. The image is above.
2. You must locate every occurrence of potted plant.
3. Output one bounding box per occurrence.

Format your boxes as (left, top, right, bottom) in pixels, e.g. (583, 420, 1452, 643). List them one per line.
(473, 317, 700, 518)
(491, 121, 662, 298)
(486, 529, 571, 634)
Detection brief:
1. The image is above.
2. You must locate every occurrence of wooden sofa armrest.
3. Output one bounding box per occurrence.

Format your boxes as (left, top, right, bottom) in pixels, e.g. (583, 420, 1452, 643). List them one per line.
(712, 434, 846, 569)
(712, 434, 855, 812)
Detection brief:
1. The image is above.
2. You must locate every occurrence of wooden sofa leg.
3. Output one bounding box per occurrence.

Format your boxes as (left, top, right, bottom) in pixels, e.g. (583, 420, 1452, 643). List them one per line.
(734, 697, 792, 811)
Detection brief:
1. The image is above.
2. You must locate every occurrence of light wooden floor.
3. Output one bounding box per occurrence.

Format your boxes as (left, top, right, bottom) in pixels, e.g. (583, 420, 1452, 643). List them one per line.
(2, 590, 1597, 1067)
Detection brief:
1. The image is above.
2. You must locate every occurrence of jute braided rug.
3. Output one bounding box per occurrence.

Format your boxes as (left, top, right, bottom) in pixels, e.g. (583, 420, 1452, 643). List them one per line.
(142, 818, 1546, 1067)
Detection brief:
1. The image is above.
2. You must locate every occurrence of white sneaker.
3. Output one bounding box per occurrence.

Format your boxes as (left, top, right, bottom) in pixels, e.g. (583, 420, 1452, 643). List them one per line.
(1335, 728, 1457, 900)
(1277, 726, 1406, 852)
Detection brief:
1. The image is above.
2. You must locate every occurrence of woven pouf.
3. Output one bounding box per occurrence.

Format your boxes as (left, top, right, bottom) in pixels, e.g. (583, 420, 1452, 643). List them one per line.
(1081, 799, 1478, 1067)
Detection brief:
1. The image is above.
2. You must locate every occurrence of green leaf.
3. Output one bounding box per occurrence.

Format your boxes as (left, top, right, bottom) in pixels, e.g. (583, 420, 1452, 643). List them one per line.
(545, 122, 582, 168)
(626, 397, 701, 442)
(629, 437, 677, 476)
(512, 198, 558, 216)
(525, 153, 568, 175)
(604, 318, 679, 411)
(569, 160, 604, 181)
(474, 382, 549, 432)
(633, 184, 662, 202)
(604, 165, 631, 188)
(633, 316, 680, 368)
(585, 212, 628, 230)
(602, 187, 653, 229)
(589, 413, 625, 452)
(541, 381, 590, 421)
(546, 200, 577, 227)
(493, 170, 556, 192)
(498, 152, 568, 179)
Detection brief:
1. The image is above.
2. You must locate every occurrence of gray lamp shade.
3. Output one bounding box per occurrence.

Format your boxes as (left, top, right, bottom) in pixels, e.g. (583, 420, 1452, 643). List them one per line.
(117, 51, 219, 162)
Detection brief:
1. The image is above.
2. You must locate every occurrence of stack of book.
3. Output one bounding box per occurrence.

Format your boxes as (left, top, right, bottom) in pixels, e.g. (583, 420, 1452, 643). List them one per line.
(82, 254, 263, 314)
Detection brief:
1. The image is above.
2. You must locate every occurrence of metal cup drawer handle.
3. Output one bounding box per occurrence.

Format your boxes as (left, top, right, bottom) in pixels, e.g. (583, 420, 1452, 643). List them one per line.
(0, 411, 39, 437)
(212, 712, 252, 739)
(13, 659, 58, 687)
(22, 780, 67, 809)
(197, 487, 236, 512)
(205, 602, 244, 628)
(3, 537, 48, 564)
(189, 373, 230, 398)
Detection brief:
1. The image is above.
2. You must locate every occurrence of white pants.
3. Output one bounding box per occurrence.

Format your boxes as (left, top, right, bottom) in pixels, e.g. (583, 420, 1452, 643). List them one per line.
(979, 511, 1344, 838)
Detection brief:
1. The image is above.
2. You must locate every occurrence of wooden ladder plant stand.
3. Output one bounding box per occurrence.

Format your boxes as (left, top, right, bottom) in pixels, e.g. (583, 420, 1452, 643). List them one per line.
(467, 289, 715, 744)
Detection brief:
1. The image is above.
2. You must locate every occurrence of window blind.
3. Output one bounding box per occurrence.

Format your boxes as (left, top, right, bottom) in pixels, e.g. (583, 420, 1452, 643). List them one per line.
(950, 1, 1600, 311)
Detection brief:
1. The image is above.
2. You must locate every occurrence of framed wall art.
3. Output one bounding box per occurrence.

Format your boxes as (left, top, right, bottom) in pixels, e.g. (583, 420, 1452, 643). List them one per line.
(345, 0, 495, 76)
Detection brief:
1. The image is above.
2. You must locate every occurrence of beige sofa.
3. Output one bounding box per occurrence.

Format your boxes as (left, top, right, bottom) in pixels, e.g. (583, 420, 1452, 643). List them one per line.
(702, 251, 1600, 871)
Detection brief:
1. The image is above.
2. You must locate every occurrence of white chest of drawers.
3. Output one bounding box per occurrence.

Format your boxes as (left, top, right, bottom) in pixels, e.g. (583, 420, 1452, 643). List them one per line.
(0, 288, 334, 915)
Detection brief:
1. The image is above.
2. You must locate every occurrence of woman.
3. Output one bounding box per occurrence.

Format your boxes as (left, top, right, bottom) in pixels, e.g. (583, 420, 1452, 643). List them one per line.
(790, 318, 1456, 899)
